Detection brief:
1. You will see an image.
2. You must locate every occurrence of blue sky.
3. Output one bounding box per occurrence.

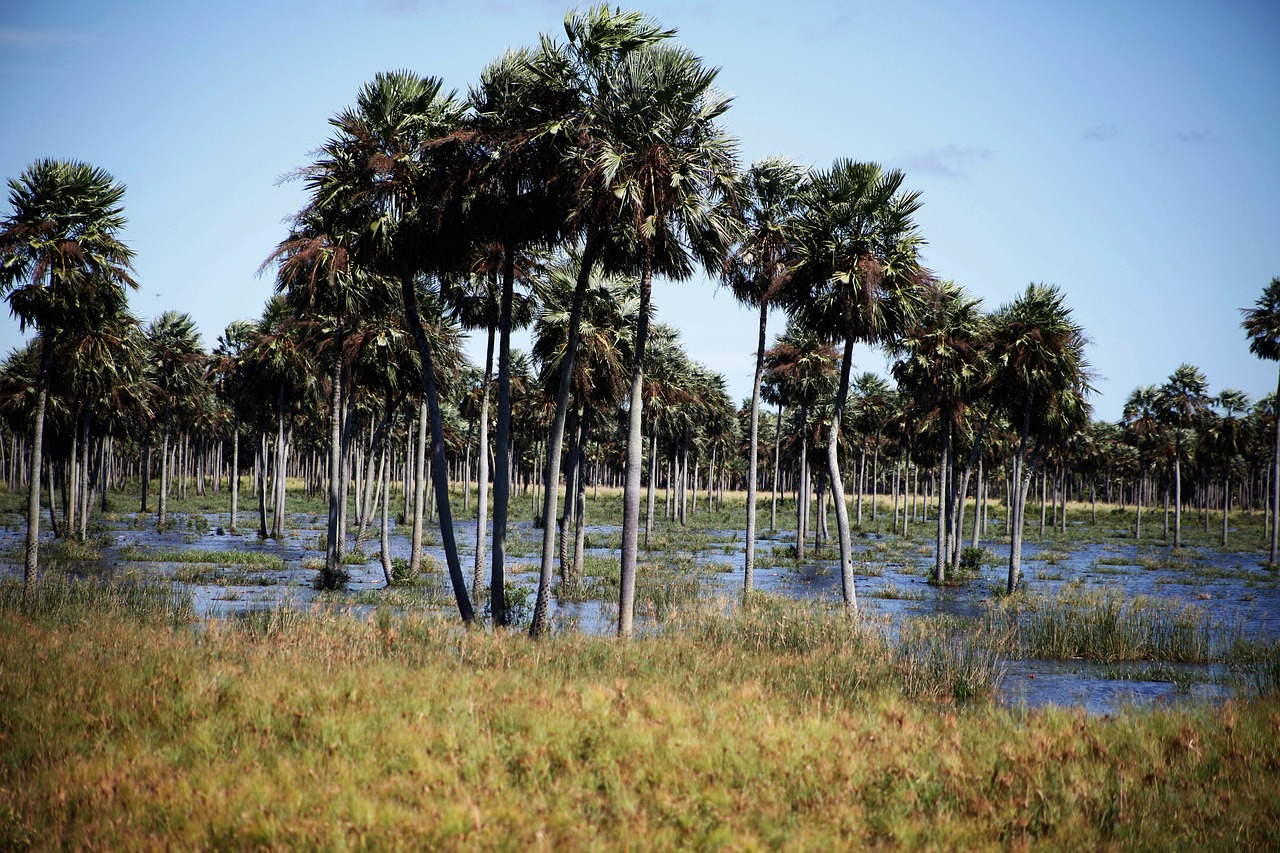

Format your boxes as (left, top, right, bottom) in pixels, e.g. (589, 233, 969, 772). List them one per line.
(1, 0, 1277, 421)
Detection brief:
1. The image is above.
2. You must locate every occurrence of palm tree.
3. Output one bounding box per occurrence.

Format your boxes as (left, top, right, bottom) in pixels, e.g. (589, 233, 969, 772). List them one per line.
(1207, 389, 1250, 546)
(989, 283, 1092, 593)
(723, 156, 807, 596)
(786, 160, 925, 612)
(143, 311, 205, 529)
(1241, 277, 1280, 563)
(891, 281, 987, 582)
(594, 42, 740, 638)
(0, 159, 136, 592)
(467, 48, 574, 624)
(531, 260, 635, 602)
(297, 70, 476, 620)
(1159, 364, 1210, 549)
(1121, 385, 1163, 540)
(210, 320, 256, 533)
(762, 324, 840, 559)
(527, 6, 677, 637)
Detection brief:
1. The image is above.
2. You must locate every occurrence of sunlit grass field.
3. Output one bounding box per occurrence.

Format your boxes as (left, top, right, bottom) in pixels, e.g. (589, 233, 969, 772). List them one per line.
(1, 579, 1278, 849)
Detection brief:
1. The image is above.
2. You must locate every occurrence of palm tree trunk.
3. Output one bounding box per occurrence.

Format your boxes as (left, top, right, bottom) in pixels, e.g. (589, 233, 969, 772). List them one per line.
(474, 324, 494, 602)
(411, 402, 427, 574)
(1271, 366, 1280, 564)
(770, 404, 783, 534)
(531, 240, 600, 637)
(935, 417, 950, 584)
(618, 260, 654, 638)
(322, 336, 344, 588)
(230, 413, 240, 534)
(797, 405, 808, 561)
(828, 336, 857, 614)
(645, 428, 657, 549)
(22, 341, 53, 597)
(490, 256, 517, 627)
(1007, 394, 1033, 594)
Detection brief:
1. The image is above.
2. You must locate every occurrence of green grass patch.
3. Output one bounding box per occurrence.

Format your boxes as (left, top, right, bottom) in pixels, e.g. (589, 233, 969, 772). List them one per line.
(117, 546, 286, 571)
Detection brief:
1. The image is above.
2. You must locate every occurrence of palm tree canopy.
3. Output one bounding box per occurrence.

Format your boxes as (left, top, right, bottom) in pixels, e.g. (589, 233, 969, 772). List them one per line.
(0, 159, 136, 337)
(787, 159, 926, 347)
(722, 155, 808, 308)
(1242, 277, 1280, 362)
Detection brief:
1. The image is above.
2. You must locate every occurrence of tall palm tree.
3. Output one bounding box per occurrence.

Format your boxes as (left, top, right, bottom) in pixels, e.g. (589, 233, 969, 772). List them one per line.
(786, 160, 925, 613)
(723, 156, 807, 596)
(891, 281, 988, 582)
(1241, 277, 1280, 563)
(298, 70, 476, 620)
(1159, 364, 1209, 549)
(0, 159, 135, 592)
(1121, 385, 1163, 540)
(989, 283, 1092, 593)
(143, 311, 205, 529)
(762, 324, 840, 559)
(467, 47, 574, 624)
(594, 42, 740, 638)
(527, 6, 677, 637)
(210, 320, 257, 533)
(1207, 389, 1250, 546)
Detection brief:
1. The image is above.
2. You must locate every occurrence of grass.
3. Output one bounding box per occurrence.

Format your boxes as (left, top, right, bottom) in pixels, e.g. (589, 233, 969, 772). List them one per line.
(116, 545, 286, 570)
(1, 585, 1278, 848)
(992, 588, 1217, 664)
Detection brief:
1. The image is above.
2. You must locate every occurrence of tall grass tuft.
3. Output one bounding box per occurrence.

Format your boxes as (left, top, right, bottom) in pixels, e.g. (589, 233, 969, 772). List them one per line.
(993, 589, 1214, 663)
(895, 618, 1008, 701)
(0, 575, 194, 625)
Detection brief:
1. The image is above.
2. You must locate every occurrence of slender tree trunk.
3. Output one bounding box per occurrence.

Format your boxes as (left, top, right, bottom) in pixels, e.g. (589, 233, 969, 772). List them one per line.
(744, 301, 766, 596)
(770, 404, 783, 533)
(322, 332, 345, 587)
(618, 261, 654, 638)
(1007, 394, 1033, 594)
(935, 417, 950, 584)
(473, 324, 494, 602)
(645, 428, 657, 549)
(229, 413, 240, 534)
(378, 443, 393, 587)
(531, 239, 599, 637)
(411, 401, 427, 573)
(828, 336, 857, 614)
(1270, 366, 1279, 563)
(22, 341, 53, 597)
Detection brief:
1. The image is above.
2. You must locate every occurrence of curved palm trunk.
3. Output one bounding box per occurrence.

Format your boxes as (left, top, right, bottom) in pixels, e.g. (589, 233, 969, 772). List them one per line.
(22, 342, 53, 597)
(401, 276, 473, 623)
(744, 300, 767, 597)
(618, 263, 654, 638)
(796, 406, 809, 561)
(531, 239, 599, 638)
(828, 336, 857, 614)
(158, 413, 171, 528)
(474, 325, 494, 600)
(271, 381, 287, 539)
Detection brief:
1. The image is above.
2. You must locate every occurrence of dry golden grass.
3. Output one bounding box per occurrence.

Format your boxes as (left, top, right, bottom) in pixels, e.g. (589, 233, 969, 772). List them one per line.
(1, 586, 1278, 850)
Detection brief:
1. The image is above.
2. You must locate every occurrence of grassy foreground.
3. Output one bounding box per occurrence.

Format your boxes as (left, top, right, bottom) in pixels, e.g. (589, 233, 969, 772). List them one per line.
(1, 586, 1278, 849)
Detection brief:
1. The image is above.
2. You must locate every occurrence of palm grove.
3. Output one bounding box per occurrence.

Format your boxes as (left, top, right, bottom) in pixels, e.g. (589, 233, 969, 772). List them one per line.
(2, 7, 1278, 638)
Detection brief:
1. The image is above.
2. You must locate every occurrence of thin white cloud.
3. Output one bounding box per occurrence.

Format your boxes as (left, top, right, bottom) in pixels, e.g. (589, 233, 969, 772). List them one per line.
(1083, 123, 1118, 142)
(0, 28, 96, 47)
(905, 145, 993, 177)
(1172, 129, 1214, 144)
